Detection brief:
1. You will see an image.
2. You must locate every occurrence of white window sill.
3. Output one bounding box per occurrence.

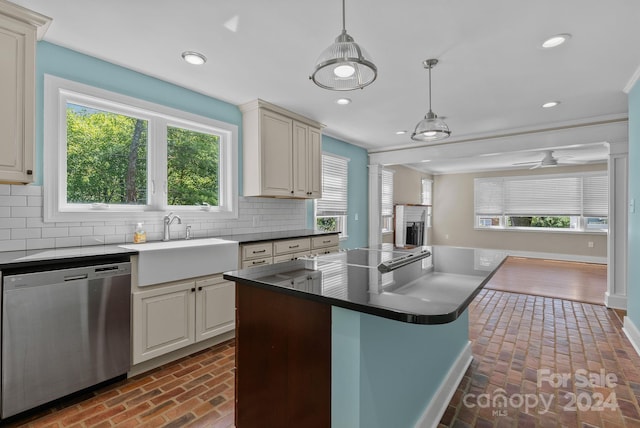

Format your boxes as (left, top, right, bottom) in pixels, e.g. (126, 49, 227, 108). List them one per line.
(474, 227, 607, 235)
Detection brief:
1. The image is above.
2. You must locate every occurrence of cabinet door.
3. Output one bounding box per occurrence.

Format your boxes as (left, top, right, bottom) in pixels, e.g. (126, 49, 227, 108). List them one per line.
(0, 18, 35, 183)
(261, 109, 293, 196)
(307, 126, 322, 198)
(132, 281, 196, 364)
(292, 121, 308, 197)
(195, 276, 235, 342)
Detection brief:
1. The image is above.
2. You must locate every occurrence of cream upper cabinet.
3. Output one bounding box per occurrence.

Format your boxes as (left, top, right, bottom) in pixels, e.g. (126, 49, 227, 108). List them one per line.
(241, 99, 323, 199)
(0, 1, 50, 184)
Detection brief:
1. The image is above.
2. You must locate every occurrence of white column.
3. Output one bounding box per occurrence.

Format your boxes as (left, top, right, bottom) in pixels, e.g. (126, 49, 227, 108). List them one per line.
(368, 164, 382, 247)
(606, 141, 629, 309)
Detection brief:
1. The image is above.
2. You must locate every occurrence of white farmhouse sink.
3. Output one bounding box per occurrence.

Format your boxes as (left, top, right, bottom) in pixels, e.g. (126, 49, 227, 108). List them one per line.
(120, 238, 239, 286)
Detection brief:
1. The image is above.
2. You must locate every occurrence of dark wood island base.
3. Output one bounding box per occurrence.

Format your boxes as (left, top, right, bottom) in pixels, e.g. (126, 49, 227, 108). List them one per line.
(235, 283, 331, 427)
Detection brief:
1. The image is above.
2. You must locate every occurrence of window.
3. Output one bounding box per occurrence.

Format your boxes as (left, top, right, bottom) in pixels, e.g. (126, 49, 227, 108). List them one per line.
(381, 169, 394, 232)
(474, 172, 608, 232)
(44, 75, 238, 222)
(421, 178, 433, 228)
(316, 153, 349, 239)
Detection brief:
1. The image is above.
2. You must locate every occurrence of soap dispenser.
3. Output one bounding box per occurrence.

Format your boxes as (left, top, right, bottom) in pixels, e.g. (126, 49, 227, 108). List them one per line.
(133, 222, 147, 243)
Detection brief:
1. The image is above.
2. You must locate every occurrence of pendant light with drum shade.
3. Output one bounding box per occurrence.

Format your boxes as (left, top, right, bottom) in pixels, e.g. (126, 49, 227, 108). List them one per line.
(411, 59, 451, 142)
(310, 0, 377, 91)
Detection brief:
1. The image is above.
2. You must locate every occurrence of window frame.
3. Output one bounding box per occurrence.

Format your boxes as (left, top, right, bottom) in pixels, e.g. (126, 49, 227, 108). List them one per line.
(43, 74, 238, 223)
(473, 171, 608, 234)
(381, 168, 394, 233)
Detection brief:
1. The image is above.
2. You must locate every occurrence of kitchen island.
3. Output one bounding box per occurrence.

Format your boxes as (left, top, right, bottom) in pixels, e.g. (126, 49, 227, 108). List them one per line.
(224, 245, 506, 428)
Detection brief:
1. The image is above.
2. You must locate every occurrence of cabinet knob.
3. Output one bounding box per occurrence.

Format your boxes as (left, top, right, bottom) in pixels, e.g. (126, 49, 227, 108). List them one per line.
(291, 190, 294, 194)
(26, 170, 33, 175)
(191, 288, 195, 293)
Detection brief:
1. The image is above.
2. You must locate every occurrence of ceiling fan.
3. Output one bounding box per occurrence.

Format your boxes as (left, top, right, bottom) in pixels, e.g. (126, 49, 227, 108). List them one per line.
(512, 150, 585, 169)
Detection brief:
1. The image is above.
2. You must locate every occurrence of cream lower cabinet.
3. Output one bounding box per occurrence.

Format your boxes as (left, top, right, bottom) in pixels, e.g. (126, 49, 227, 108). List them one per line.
(133, 274, 234, 364)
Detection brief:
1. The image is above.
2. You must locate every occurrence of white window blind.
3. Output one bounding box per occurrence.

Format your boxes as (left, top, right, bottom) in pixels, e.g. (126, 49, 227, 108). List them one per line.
(583, 175, 608, 217)
(505, 177, 581, 216)
(474, 179, 504, 215)
(474, 172, 608, 219)
(317, 153, 348, 216)
(381, 169, 394, 216)
(421, 179, 433, 205)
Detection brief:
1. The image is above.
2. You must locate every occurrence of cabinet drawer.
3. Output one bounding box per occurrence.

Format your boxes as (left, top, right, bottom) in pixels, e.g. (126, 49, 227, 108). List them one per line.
(273, 251, 311, 264)
(311, 235, 339, 249)
(242, 257, 273, 269)
(274, 238, 311, 255)
(315, 246, 339, 255)
(242, 242, 273, 260)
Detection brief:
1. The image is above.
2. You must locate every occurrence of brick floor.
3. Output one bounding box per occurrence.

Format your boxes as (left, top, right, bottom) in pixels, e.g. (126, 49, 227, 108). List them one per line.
(439, 289, 640, 427)
(5, 289, 640, 428)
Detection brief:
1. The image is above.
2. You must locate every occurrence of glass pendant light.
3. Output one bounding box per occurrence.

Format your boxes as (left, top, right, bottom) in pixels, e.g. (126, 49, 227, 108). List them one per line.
(411, 59, 451, 142)
(310, 0, 377, 91)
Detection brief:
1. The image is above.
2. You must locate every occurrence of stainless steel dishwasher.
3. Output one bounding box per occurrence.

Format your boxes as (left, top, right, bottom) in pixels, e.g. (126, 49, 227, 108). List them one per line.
(1, 260, 131, 418)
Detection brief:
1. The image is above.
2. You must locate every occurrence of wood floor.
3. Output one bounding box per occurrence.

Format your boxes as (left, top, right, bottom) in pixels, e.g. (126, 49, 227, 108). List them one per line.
(484, 256, 607, 305)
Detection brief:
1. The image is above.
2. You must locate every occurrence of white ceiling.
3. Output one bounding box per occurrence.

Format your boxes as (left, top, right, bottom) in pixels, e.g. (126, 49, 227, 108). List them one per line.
(12, 0, 640, 172)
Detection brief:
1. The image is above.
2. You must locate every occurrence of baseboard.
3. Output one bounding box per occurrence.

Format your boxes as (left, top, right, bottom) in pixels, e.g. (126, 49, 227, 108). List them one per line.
(414, 341, 472, 428)
(605, 292, 627, 310)
(506, 249, 606, 265)
(623, 317, 640, 358)
(128, 331, 235, 377)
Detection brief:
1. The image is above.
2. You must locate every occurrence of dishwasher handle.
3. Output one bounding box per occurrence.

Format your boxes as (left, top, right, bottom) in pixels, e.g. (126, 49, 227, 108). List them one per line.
(64, 274, 89, 282)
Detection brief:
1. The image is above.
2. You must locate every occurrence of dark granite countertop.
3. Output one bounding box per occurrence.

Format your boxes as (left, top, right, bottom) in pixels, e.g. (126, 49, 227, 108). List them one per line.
(0, 245, 136, 271)
(0, 230, 338, 271)
(224, 245, 507, 325)
(217, 229, 338, 244)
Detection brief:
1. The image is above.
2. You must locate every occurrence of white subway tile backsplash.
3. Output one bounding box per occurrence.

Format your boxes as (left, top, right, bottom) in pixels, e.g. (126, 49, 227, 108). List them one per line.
(42, 228, 69, 238)
(0, 196, 26, 207)
(11, 185, 42, 196)
(0, 187, 307, 251)
(0, 240, 25, 251)
(55, 237, 82, 248)
(11, 228, 41, 239)
(26, 238, 56, 250)
(11, 206, 42, 218)
(0, 218, 26, 229)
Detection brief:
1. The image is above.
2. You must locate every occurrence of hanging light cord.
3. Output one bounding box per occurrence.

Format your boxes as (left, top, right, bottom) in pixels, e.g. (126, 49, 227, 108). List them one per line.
(342, 0, 346, 32)
(428, 64, 432, 113)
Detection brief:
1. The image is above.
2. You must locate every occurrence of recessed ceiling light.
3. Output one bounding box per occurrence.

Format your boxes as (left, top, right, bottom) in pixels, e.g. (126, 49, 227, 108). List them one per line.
(336, 98, 352, 105)
(181, 51, 207, 65)
(541, 34, 571, 48)
(395, 130, 407, 135)
(542, 101, 560, 108)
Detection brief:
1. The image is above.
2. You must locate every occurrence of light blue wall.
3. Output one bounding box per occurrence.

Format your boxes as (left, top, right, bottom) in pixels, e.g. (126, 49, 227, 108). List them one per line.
(332, 307, 469, 428)
(36, 42, 370, 245)
(307, 135, 369, 249)
(35, 42, 243, 190)
(628, 83, 640, 324)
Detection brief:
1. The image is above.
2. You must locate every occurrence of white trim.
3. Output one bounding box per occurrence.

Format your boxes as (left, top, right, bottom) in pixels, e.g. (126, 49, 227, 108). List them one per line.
(604, 292, 627, 310)
(505, 249, 606, 265)
(44, 74, 238, 222)
(415, 341, 472, 428)
(0, 0, 51, 39)
(623, 65, 640, 94)
(623, 317, 640, 358)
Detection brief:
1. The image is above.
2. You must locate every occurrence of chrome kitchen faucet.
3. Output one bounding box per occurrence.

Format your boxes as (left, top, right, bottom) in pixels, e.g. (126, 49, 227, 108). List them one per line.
(163, 212, 182, 241)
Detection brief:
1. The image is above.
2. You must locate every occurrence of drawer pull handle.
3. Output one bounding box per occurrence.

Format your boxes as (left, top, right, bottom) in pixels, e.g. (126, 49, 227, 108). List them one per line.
(252, 249, 266, 254)
(253, 260, 266, 265)
(289, 245, 299, 249)
(322, 240, 331, 243)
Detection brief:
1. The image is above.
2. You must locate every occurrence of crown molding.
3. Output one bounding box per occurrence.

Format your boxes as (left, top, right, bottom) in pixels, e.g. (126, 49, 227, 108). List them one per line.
(623, 64, 640, 94)
(0, 0, 52, 39)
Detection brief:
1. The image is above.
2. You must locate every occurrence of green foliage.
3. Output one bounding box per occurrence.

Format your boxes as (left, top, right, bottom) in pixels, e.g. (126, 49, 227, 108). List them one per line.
(317, 217, 337, 232)
(530, 216, 570, 228)
(167, 127, 219, 206)
(66, 105, 220, 207)
(66, 105, 147, 204)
